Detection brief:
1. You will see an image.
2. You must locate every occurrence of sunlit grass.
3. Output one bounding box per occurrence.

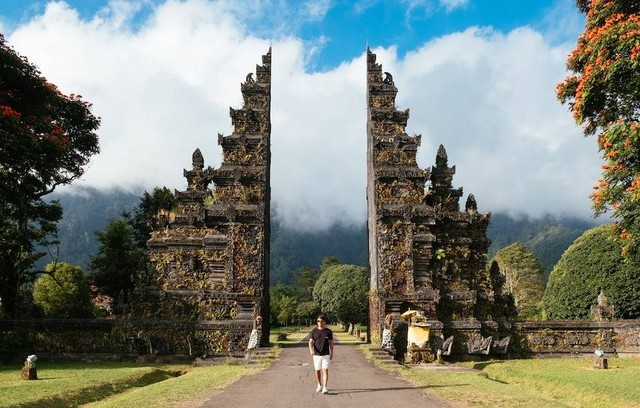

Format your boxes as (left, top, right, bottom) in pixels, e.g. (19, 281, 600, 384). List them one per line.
(0, 361, 260, 408)
(84, 364, 259, 408)
(361, 347, 640, 408)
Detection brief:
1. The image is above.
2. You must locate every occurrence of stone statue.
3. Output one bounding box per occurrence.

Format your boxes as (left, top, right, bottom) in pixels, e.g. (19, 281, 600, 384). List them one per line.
(467, 334, 492, 355)
(381, 314, 394, 350)
(247, 315, 263, 351)
(492, 336, 511, 354)
(591, 289, 614, 321)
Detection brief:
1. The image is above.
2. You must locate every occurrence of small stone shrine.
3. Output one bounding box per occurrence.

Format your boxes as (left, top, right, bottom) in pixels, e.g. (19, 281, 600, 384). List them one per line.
(366, 48, 515, 361)
(144, 49, 271, 355)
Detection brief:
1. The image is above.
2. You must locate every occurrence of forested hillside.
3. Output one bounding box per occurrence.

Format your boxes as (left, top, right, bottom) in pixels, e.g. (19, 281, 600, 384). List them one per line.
(486, 213, 598, 276)
(39, 188, 600, 281)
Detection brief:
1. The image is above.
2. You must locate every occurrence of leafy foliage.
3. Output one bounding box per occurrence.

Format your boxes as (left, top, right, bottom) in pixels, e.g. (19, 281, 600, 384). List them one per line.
(89, 219, 144, 304)
(543, 224, 640, 319)
(557, 0, 640, 253)
(289, 266, 320, 301)
(489, 242, 546, 319)
(123, 187, 176, 249)
(312, 264, 369, 325)
(269, 283, 295, 325)
(0, 35, 100, 316)
(269, 264, 322, 325)
(33, 263, 93, 318)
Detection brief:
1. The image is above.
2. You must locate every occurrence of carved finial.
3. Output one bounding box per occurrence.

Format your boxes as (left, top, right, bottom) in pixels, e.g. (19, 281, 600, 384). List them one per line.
(192, 148, 204, 170)
(465, 194, 478, 214)
(436, 144, 448, 167)
(245, 73, 254, 84)
(383, 72, 394, 85)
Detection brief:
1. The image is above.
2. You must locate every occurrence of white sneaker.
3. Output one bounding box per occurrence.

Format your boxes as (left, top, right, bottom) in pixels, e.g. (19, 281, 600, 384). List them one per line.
(322, 387, 328, 394)
(316, 384, 322, 393)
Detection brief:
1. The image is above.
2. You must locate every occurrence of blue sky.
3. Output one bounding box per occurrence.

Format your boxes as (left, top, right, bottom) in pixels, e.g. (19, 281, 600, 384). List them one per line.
(0, 1, 600, 228)
(2, 0, 581, 69)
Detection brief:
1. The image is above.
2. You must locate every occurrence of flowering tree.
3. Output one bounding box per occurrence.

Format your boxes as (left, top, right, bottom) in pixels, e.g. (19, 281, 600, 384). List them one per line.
(557, 0, 640, 254)
(0, 34, 100, 316)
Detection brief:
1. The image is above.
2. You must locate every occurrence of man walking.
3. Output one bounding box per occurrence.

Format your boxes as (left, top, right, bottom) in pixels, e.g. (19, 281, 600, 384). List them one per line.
(308, 314, 334, 394)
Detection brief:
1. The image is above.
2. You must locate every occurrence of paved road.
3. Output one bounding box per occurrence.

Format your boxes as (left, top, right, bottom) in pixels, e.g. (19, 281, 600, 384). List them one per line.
(200, 342, 450, 408)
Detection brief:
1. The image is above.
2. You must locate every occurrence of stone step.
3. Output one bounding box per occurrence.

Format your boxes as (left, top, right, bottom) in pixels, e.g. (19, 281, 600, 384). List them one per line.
(368, 347, 399, 364)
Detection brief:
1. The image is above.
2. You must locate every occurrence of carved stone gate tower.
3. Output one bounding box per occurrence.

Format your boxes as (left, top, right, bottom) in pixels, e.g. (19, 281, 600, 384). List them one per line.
(145, 49, 271, 355)
(366, 48, 510, 358)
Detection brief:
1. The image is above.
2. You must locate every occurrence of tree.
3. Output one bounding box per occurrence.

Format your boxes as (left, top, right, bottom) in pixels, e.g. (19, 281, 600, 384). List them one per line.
(0, 35, 100, 316)
(296, 300, 319, 325)
(313, 264, 368, 326)
(543, 224, 640, 319)
(33, 263, 93, 318)
(124, 187, 176, 249)
(290, 266, 320, 301)
(277, 296, 298, 326)
(89, 219, 144, 305)
(489, 242, 546, 319)
(556, 1, 640, 254)
(269, 283, 295, 326)
(320, 256, 340, 273)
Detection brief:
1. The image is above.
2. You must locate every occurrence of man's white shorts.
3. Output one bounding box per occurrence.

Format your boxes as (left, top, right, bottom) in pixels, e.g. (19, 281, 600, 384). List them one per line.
(313, 355, 330, 370)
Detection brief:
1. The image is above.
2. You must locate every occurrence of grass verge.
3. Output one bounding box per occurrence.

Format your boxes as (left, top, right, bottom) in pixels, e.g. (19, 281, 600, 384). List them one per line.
(0, 361, 262, 408)
(360, 346, 640, 408)
(84, 364, 259, 408)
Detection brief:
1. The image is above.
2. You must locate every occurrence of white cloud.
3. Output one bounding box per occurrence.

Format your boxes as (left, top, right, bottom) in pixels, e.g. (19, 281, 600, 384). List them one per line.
(439, 0, 468, 12)
(6, 1, 600, 230)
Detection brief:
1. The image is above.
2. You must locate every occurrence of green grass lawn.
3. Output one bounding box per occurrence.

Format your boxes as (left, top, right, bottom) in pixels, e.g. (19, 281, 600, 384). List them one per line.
(7, 333, 636, 408)
(0, 361, 259, 408)
(362, 346, 640, 408)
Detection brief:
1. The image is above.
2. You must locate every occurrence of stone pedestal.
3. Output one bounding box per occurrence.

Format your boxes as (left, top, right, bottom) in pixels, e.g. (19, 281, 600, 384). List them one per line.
(594, 357, 608, 369)
(21, 367, 37, 380)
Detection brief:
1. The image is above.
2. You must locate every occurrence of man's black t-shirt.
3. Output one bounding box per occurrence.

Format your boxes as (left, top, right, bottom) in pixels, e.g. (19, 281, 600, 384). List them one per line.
(310, 327, 333, 356)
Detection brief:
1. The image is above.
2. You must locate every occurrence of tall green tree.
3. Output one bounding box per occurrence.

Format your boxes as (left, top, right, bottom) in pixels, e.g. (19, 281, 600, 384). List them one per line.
(543, 224, 640, 319)
(269, 283, 295, 326)
(313, 264, 368, 326)
(557, 0, 640, 254)
(89, 219, 144, 304)
(0, 35, 100, 316)
(290, 266, 320, 301)
(489, 242, 546, 319)
(33, 262, 93, 318)
(277, 296, 298, 326)
(123, 187, 176, 249)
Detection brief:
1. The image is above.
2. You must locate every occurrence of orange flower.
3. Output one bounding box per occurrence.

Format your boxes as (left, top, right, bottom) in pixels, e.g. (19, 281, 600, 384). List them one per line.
(0, 105, 21, 118)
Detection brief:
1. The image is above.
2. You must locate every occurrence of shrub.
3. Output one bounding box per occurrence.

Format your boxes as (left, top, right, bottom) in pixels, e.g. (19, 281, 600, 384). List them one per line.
(33, 263, 93, 318)
(543, 224, 640, 319)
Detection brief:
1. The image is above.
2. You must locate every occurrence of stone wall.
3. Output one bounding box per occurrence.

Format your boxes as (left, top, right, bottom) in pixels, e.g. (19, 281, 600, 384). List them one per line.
(0, 318, 253, 361)
(3, 318, 638, 361)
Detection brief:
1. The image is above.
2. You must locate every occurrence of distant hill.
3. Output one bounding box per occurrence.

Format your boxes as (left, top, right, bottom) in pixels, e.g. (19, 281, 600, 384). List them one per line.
(39, 187, 601, 282)
(38, 187, 142, 271)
